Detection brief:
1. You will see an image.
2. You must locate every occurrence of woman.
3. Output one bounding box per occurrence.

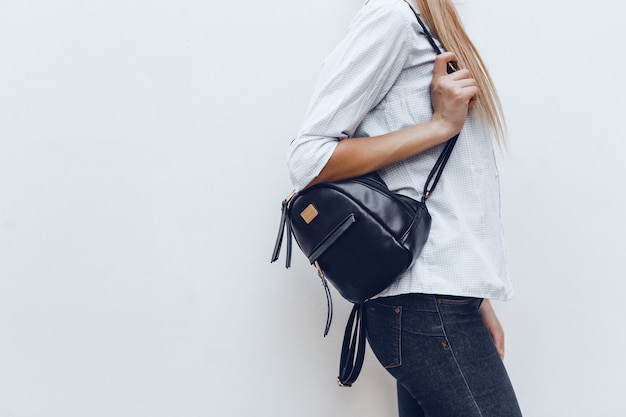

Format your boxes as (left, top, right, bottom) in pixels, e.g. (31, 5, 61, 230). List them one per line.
(287, 0, 522, 415)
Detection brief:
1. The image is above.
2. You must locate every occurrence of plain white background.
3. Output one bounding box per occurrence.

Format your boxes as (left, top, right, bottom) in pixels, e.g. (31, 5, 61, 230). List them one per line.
(1, 0, 625, 415)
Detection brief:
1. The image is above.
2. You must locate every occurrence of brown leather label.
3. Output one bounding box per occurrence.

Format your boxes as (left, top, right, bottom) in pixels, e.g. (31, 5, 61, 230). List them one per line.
(300, 204, 319, 224)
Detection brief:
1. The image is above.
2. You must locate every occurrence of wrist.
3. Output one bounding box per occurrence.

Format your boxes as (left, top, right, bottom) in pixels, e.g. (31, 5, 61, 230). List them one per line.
(425, 116, 460, 144)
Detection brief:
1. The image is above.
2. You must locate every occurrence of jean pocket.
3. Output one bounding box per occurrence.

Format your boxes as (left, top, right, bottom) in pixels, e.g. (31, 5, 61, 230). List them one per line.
(365, 301, 402, 369)
(400, 307, 446, 337)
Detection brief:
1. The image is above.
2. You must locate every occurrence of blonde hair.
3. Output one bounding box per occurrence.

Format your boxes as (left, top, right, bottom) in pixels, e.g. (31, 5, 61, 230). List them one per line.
(415, 0, 506, 144)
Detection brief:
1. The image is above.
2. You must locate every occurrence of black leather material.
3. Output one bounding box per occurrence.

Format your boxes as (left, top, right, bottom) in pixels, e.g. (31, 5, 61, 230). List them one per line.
(337, 303, 366, 387)
(288, 172, 431, 304)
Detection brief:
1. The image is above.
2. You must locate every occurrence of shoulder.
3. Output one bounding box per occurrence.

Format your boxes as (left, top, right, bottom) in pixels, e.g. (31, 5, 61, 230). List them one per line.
(361, 0, 415, 14)
(348, 0, 417, 35)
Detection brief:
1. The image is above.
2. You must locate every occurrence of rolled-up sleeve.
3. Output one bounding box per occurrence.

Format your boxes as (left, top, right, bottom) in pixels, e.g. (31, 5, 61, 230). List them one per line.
(287, 1, 413, 191)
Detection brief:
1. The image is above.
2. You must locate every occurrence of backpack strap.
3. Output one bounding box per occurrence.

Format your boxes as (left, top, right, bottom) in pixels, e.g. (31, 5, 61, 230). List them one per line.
(403, 1, 461, 201)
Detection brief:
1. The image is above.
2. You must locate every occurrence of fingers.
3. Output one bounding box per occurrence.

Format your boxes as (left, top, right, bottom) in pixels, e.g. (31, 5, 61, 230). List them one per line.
(433, 73, 478, 103)
(493, 329, 505, 360)
(434, 53, 469, 79)
(448, 68, 473, 81)
(452, 76, 478, 88)
(433, 53, 477, 100)
(468, 95, 478, 110)
(484, 315, 505, 360)
(478, 299, 506, 360)
(433, 52, 458, 78)
(430, 51, 479, 133)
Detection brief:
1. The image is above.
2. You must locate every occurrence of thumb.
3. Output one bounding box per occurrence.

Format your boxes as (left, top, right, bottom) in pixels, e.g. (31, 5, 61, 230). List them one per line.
(433, 52, 458, 78)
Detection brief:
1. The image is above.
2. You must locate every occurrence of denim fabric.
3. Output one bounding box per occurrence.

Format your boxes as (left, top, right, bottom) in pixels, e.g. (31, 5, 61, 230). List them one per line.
(364, 294, 522, 417)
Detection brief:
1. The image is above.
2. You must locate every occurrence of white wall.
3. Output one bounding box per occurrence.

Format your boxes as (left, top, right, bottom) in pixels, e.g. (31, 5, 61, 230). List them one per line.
(1, 0, 624, 416)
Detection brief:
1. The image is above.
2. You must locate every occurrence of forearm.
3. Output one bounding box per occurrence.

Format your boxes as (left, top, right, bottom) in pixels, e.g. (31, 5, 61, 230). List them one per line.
(306, 118, 455, 188)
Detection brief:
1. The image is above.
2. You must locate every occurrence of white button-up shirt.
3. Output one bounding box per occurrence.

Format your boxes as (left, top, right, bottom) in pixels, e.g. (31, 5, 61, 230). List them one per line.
(287, 0, 514, 301)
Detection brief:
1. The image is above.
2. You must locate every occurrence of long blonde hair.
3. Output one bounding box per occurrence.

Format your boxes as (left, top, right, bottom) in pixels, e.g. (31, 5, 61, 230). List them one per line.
(416, 0, 506, 143)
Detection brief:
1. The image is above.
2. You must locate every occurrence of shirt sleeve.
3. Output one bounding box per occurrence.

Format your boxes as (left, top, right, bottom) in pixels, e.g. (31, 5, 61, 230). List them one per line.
(287, 1, 413, 191)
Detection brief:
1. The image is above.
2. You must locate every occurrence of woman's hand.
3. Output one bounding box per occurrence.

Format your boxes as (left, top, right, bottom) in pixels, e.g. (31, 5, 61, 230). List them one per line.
(430, 52, 478, 137)
(478, 299, 505, 360)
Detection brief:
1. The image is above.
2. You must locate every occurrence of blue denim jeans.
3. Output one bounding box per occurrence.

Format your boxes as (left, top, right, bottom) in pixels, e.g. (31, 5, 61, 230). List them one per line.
(364, 294, 522, 417)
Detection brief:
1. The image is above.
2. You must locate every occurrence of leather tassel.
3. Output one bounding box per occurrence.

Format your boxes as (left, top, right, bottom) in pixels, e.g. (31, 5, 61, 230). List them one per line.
(270, 199, 288, 264)
(271, 195, 295, 269)
(285, 213, 293, 268)
(337, 303, 366, 387)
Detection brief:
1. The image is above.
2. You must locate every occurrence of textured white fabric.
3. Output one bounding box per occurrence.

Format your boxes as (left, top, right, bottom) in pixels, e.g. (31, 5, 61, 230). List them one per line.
(287, 0, 514, 301)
